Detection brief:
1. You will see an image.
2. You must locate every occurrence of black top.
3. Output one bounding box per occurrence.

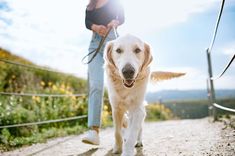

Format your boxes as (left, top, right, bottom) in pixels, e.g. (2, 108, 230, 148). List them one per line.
(85, 0, 125, 30)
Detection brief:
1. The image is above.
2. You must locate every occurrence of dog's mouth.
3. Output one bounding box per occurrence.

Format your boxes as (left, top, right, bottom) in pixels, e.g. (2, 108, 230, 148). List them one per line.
(123, 79, 135, 88)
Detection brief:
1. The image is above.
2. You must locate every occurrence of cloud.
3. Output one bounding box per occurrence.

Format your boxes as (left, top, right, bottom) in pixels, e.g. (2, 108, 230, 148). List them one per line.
(221, 41, 235, 56)
(214, 75, 235, 89)
(119, 0, 219, 36)
(215, 41, 235, 68)
(0, 0, 90, 78)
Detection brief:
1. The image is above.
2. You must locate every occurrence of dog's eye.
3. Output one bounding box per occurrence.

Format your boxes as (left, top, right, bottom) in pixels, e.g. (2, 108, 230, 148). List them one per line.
(134, 48, 141, 54)
(116, 48, 122, 54)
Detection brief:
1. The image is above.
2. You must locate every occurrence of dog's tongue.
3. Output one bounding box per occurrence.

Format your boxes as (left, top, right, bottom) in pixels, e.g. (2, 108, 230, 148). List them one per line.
(125, 80, 134, 85)
(123, 80, 135, 88)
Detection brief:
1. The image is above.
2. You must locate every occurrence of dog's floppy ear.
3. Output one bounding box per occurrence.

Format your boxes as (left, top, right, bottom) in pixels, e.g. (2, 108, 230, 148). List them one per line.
(141, 43, 153, 70)
(104, 41, 116, 67)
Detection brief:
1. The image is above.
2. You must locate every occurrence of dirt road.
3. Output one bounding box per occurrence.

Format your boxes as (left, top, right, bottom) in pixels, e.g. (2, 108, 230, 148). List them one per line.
(2, 118, 235, 156)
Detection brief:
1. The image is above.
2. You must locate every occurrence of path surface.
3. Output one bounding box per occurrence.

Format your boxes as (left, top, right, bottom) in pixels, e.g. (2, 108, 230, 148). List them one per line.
(2, 118, 235, 156)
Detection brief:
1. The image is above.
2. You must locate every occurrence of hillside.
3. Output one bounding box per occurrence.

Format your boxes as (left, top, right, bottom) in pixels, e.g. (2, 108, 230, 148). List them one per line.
(0, 48, 87, 93)
(0, 48, 89, 150)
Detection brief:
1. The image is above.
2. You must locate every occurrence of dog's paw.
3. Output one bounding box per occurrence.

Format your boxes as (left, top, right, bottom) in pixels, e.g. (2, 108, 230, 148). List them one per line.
(135, 141, 143, 148)
(122, 145, 134, 156)
(112, 149, 122, 154)
(112, 145, 122, 154)
(121, 151, 134, 156)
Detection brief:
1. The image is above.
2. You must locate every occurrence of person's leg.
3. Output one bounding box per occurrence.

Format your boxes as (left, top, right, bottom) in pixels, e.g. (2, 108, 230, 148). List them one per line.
(82, 34, 104, 145)
(82, 31, 116, 145)
(87, 32, 114, 130)
(87, 51, 104, 129)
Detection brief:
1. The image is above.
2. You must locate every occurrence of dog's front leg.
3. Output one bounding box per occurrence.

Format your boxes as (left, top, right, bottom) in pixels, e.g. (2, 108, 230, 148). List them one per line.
(135, 126, 143, 147)
(112, 108, 125, 154)
(122, 107, 146, 156)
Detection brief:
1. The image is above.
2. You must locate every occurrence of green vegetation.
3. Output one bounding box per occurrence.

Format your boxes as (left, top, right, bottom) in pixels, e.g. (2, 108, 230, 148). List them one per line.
(145, 103, 174, 121)
(0, 48, 111, 151)
(0, 124, 87, 151)
(163, 98, 235, 119)
(0, 48, 92, 151)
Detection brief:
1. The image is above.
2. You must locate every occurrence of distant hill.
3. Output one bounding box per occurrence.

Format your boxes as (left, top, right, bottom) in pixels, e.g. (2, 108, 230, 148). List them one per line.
(146, 89, 235, 103)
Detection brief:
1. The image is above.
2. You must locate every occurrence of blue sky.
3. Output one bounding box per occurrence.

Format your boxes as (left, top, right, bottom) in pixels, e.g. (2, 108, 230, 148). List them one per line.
(0, 0, 234, 91)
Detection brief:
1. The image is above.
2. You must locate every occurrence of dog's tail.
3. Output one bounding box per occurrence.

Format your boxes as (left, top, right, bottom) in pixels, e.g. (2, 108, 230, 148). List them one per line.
(150, 71, 185, 83)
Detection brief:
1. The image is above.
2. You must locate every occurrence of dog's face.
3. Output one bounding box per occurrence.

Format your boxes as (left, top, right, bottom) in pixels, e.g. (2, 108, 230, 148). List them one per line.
(105, 34, 152, 88)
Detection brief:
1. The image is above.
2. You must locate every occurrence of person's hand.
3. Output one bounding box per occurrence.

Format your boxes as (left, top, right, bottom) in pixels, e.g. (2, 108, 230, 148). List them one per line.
(107, 20, 119, 29)
(91, 24, 107, 37)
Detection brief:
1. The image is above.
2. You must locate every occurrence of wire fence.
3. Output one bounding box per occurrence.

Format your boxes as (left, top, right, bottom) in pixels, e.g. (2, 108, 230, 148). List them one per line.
(208, 0, 225, 53)
(0, 58, 79, 76)
(213, 103, 235, 113)
(0, 55, 88, 128)
(211, 54, 235, 80)
(0, 92, 86, 97)
(0, 115, 87, 129)
(206, 0, 235, 120)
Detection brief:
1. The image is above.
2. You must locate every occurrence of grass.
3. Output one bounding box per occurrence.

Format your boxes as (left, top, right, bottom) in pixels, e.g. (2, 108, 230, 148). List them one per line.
(0, 124, 87, 152)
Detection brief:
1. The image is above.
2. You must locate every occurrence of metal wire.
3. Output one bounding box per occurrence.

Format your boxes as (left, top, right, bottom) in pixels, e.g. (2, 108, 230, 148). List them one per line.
(0, 58, 78, 76)
(208, 0, 225, 53)
(211, 53, 235, 80)
(0, 115, 87, 129)
(0, 58, 87, 97)
(0, 92, 86, 97)
(213, 103, 235, 113)
(205, 0, 234, 121)
(0, 50, 88, 129)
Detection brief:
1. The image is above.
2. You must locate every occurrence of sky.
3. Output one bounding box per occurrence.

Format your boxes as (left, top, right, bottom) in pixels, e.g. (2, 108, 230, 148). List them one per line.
(0, 0, 234, 92)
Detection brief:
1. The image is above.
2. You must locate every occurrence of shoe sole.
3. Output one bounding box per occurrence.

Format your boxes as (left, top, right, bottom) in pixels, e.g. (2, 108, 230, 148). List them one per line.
(82, 139, 99, 145)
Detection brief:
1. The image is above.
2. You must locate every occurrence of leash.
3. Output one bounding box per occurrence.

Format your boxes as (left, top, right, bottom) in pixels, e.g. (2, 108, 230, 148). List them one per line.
(82, 27, 118, 64)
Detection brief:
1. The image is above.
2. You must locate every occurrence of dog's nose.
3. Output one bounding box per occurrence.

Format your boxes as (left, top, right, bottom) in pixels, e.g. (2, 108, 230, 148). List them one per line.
(122, 64, 135, 79)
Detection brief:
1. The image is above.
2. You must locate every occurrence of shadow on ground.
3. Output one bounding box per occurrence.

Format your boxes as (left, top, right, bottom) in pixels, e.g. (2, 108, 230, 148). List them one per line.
(76, 148, 98, 156)
(75, 147, 144, 156)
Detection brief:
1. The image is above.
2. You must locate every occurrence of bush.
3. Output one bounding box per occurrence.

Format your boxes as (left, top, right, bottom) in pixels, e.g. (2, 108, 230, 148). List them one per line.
(146, 103, 174, 121)
(0, 49, 90, 150)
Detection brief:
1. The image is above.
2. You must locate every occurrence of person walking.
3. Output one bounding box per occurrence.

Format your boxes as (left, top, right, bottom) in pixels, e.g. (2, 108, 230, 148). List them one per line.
(82, 0, 124, 145)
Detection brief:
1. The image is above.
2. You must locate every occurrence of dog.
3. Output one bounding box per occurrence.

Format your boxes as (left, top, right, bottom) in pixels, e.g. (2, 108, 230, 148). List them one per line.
(104, 34, 184, 156)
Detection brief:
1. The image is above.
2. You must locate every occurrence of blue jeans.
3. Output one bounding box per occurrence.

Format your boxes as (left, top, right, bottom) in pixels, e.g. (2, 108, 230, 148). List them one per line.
(88, 30, 117, 127)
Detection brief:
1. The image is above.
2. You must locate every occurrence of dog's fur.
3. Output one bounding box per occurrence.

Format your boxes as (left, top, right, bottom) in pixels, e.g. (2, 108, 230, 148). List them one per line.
(104, 34, 184, 156)
(104, 34, 152, 156)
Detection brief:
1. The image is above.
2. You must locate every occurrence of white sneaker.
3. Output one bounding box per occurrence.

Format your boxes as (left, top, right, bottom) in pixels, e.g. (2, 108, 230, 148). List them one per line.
(82, 130, 100, 145)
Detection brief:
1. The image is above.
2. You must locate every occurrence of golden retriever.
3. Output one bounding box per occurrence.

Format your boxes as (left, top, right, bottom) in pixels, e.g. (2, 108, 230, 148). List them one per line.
(104, 34, 184, 156)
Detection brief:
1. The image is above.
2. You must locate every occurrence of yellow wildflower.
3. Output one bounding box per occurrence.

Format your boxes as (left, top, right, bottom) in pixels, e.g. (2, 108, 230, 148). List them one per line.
(40, 81, 45, 87)
(48, 82, 52, 86)
(52, 85, 57, 91)
(11, 75, 16, 79)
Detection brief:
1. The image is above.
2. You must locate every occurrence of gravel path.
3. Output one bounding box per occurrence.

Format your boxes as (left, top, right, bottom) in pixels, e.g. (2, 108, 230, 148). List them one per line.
(2, 118, 235, 156)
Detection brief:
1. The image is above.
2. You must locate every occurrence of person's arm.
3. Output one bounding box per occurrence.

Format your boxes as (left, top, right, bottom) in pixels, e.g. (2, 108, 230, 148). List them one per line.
(85, 10, 93, 30)
(85, 9, 107, 36)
